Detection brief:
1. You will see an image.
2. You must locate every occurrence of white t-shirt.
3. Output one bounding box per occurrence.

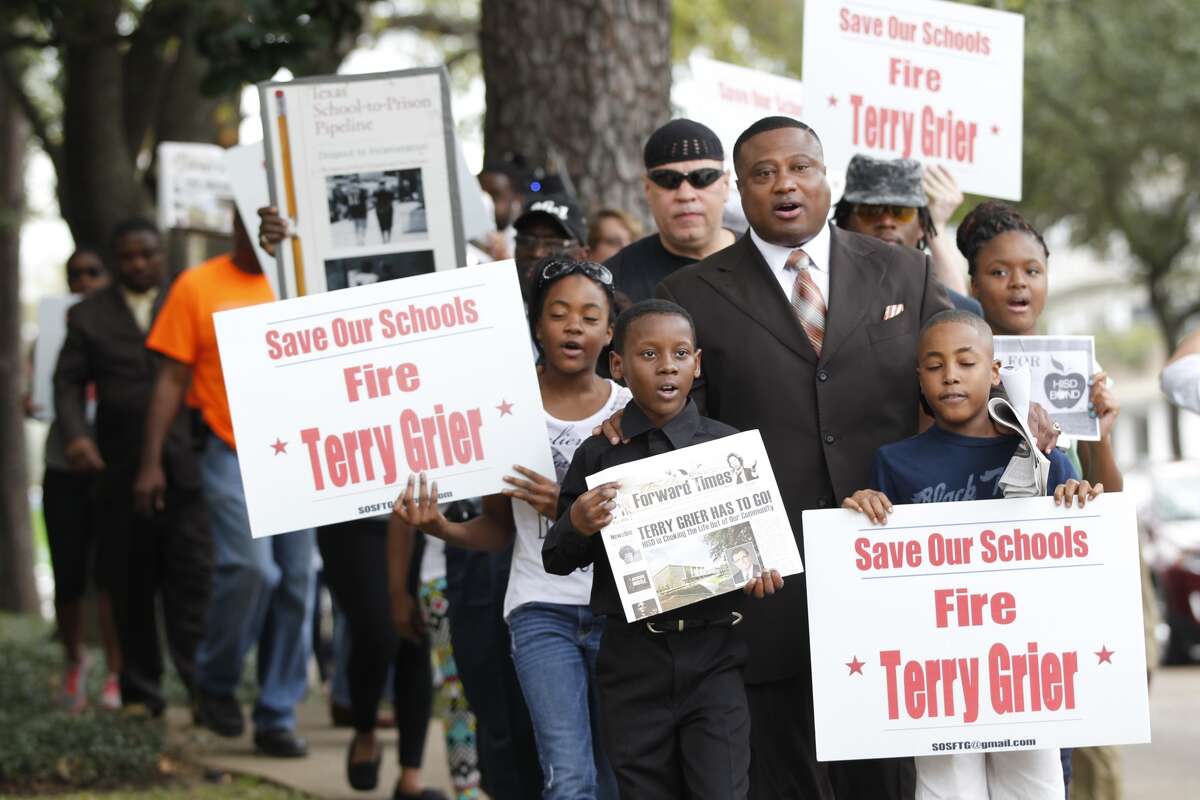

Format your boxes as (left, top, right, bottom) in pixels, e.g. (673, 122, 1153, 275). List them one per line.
(503, 380, 632, 620)
(420, 533, 447, 584)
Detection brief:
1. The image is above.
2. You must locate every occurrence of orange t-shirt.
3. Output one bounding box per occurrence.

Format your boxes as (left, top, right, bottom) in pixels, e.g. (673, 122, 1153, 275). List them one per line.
(147, 254, 274, 450)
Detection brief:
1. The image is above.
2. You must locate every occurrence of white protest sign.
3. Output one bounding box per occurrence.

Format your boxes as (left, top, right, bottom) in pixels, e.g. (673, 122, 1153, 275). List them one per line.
(214, 261, 552, 537)
(684, 56, 804, 165)
(222, 142, 280, 297)
(157, 142, 234, 235)
(804, 494, 1150, 761)
(260, 67, 464, 298)
(587, 430, 803, 622)
(802, 0, 1025, 200)
(994, 335, 1100, 441)
(30, 295, 81, 422)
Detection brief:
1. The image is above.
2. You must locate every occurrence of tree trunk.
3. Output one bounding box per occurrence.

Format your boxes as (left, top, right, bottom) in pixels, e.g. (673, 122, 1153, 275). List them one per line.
(59, 0, 150, 249)
(0, 72, 39, 614)
(480, 0, 672, 226)
(1147, 273, 1185, 459)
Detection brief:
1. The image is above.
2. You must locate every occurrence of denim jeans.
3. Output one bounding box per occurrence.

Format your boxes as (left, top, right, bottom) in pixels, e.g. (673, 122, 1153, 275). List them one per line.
(194, 438, 315, 732)
(508, 602, 617, 800)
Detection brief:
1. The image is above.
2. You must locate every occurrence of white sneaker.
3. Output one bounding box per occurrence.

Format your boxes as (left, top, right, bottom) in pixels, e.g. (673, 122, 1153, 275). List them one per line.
(99, 672, 122, 711)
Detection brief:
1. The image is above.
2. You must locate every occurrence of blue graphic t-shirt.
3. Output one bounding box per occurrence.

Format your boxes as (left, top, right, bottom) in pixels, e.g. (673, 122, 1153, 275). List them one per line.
(872, 426, 1077, 505)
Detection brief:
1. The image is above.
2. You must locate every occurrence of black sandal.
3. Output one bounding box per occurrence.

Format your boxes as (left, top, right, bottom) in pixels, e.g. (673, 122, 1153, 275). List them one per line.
(346, 735, 382, 791)
(392, 787, 450, 800)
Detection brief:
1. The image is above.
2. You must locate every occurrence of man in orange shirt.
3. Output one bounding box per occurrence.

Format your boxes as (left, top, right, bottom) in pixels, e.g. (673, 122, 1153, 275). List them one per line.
(135, 213, 314, 759)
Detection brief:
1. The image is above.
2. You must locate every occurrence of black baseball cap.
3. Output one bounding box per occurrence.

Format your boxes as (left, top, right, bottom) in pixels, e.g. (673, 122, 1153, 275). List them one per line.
(513, 194, 587, 245)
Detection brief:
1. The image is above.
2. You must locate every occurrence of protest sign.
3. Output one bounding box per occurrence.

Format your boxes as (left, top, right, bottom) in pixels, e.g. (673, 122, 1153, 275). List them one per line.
(157, 142, 234, 235)
(684, 56, 804, 164)
(802, 0, 1025, 200)
(995, 335, 1100, 441)
(30, 295, 81, 422)
(586, 430, 803, 622)
(214, 260, 551, 537)
(804, 494, 1150, 761)
(259, 67, 464, 298)
(222, 142, 279, 295)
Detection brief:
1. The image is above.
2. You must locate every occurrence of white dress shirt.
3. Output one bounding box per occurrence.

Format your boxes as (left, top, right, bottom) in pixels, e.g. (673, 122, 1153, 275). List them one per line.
(120, 286, 160, 332)
(749, 221, 832, 307)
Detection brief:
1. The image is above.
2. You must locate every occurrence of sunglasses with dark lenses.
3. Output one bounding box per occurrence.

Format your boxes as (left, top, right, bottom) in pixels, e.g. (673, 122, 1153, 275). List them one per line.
(537, 258, 614, 290)
(853, 203, 919, 223)
(647, 167, 724, 191)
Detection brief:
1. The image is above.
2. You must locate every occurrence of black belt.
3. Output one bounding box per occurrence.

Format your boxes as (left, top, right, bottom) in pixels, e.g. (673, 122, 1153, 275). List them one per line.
(645, 611, 742, 635)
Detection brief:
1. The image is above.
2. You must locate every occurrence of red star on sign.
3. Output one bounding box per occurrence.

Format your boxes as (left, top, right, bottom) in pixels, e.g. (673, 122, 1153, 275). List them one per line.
(846, 656, 865, 676)
(1095, 645, 1115, 664)
(271, 438, 288, 455)
(991, 124, 1000, 135)
(828, 94, 839, 107)
(497, 400, 514, 416)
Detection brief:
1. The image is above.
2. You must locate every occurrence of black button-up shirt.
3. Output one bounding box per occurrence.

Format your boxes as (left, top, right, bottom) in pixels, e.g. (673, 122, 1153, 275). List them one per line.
(543, 399, 746, 626)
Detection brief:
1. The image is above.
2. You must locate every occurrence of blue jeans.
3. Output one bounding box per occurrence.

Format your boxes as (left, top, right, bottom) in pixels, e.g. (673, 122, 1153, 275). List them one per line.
(508, 602, 618, 800)
(194, 438, 315, 732)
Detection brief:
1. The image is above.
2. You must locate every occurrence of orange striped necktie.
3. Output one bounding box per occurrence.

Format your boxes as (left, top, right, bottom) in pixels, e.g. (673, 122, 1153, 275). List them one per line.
(785, 248, 825, 355)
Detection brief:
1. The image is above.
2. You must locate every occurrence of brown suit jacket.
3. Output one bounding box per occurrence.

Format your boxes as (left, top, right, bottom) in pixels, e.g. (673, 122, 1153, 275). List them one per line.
(53, 283, 199, 488)
(657, 223, 951, 683)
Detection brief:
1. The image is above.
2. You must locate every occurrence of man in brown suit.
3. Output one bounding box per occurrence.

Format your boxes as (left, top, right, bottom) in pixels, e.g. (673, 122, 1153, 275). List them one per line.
(655, 117, 952, 799)
(54, 218, 211, 717)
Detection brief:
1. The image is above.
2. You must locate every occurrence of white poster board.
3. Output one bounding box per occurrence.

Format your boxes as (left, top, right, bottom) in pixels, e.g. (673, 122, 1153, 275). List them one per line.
(30, 295, 81, 422)
(222, 141, 280, 297)
(801, 0, 1025, 200)
(804, 494, 1150, 761)
(685, 56, 805, 165)
(214, 261, 552, 537)
(157, 142, 234, 235)
(259, 67, 464, 298)
(995, 335, 1100, 441)
(587, 430, 803, 622)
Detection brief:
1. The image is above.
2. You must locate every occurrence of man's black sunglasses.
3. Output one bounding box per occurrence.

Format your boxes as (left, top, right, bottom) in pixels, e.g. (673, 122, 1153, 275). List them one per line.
(537, 258, 614, 290)
(647, 167, 724, 190)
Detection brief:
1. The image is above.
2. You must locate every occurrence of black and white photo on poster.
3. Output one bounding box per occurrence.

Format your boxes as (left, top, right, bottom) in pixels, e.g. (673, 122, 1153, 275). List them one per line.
(324, 250, 435, 291)
(326, 168, 427, 249)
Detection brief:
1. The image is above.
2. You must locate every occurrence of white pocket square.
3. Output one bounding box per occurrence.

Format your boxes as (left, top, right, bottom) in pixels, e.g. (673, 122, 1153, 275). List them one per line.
(882, 303, 905, 321)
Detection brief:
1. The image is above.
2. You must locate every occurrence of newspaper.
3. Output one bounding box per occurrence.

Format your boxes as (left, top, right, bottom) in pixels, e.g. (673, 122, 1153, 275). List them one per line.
(585, 430, 803, 623)
(994, 335, 1099, 441)
(988, 364, 1051, 497)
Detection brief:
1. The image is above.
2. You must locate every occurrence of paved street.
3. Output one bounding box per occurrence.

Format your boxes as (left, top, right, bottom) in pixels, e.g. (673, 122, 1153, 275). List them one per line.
(170, 664, 1200, 799)
(1123, 663, 1200, 798)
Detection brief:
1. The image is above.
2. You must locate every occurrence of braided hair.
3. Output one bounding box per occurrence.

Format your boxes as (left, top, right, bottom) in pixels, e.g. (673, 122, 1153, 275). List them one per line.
(956, 201, 1049, 276)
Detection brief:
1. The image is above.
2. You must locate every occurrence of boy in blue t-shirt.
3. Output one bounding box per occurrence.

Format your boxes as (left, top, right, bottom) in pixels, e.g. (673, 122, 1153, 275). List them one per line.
(843, 310, 1102, 800)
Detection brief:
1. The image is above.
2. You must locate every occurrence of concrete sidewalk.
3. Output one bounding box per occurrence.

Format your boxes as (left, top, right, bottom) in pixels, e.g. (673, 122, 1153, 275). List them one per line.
(167, 697, 464, 800)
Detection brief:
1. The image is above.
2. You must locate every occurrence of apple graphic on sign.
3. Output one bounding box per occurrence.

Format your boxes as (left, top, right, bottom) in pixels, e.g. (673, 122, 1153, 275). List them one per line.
(1044, 357, 1085, 409)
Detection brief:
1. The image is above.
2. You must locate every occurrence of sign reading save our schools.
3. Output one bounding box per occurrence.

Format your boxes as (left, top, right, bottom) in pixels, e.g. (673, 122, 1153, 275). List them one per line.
(214, 261, 552, 537)
(804, 494, 1149, 761)
(802, 0, 1025, 200)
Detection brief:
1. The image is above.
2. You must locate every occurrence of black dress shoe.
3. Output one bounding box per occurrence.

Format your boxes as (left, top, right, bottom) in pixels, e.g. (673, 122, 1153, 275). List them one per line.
(254, 728, 309, 758)
(346, 738, 382, 791)
(196, 692, 245, 738)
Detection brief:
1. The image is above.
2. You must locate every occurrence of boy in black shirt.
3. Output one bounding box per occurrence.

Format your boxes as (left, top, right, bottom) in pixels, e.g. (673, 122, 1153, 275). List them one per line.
(544, 299, 782, 800)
